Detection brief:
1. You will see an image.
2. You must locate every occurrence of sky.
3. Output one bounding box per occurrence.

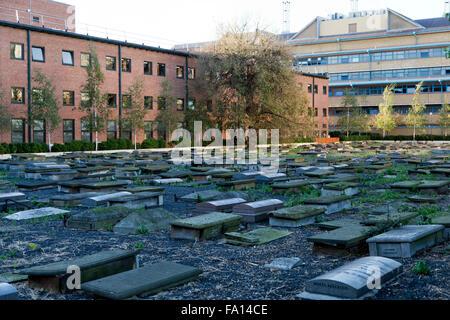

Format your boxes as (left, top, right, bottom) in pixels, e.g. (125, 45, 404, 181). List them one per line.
(63, 0, 448, 48)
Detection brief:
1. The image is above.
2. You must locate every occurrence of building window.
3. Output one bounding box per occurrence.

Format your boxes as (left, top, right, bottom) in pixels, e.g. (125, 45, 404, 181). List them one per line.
(33, 120, 45, 143)
(322, 124, 327, 129)
(81, 92, 90, 107)
(106, 56, 116, 71)
(206, 100, 213, 112)
(188, 67, 196, 80)
(81, 120, 91, 142)
(144, 61, 152, 75)
(63, 120, 75, 143)
(63, 91, 75, 106)
(122, 95, 131, 108)
(323, 86, 327, 95)
(32, 16, 40, 23)
(144, 96, 153, 109)
(157, 97, 166, 110)
(308, 84, 312, 93)
(62, 50, 74, 66)
(11, 119, 25, 143)
(188, 98, 196, 110)
(314, 85, 318, 94)
(107, 94, 117, 108)
(144, 121, 153, 139)
(176, 66, 184, 79)
(121, 120, 132, 140)
(32, 46, 45, 62)
(10, 43, 24, 60)
(348, 23, 357, 33)
(157, 63, 166, 76)
(314, 108, 318, 117)
(81, 53, 91, 68)
(122, 58, 131, 72)
(107, 120, 117, 140)
(176, 98, 184, 111)
(323, 108, 327, 117)
(11, 87, 25, 104)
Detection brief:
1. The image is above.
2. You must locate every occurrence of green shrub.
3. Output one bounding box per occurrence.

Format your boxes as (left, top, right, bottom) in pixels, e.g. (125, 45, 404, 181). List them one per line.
(141, 138, 160, 149)
(413, 260, 431, 275)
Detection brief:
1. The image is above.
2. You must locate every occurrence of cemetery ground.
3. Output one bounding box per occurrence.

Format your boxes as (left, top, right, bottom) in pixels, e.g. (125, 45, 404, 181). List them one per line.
(0, 141, 449, 300)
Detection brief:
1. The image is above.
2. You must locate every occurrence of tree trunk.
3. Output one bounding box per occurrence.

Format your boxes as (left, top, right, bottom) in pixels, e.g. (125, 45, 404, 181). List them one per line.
(134, 128, 137, 150)
(94, 104, 98, 151)
(413, 126, 416, 141)
(47, 123, 52, 153)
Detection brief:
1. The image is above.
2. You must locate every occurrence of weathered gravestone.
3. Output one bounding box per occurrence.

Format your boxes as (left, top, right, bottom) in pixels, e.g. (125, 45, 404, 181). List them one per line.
(118, 186, 165, 194)
(107, 192, 164, 209)
(432, 215, 450, 240)
(269, 206, 326, 228)
(4, 207, 69, 221)
(232, 199, 284, 223)
(40, 170, 78, 182)
(50, 192, 105, 207)
(322, 182, 360, 197)
(264, 258, 304, 271)
(217, 179, 256, 191)
(79, 181, 131, 193)
(67, 206, 132, 231)
(194, 198, 247, 214)
(303, 195, 352, 215)
(113, 208, 177, 235)
(224, 228, 292, 246)
(171, 212, 242, 241)
(16, 250, 140, 293)
(0, 272, 28, 284)
(82, 261, 202, 300)
(271, 180, 311, 194)
(366, 225, 445, 258)
(0, 283, 19, 300)
(151, 178, 184, 185)
(81, 192, 132, 208)
(297, 257, 403, 300)
(16, 180, 57, 192)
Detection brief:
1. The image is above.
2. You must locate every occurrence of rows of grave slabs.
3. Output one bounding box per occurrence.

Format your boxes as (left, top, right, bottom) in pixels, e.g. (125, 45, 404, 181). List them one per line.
(0, 141, 448, 300)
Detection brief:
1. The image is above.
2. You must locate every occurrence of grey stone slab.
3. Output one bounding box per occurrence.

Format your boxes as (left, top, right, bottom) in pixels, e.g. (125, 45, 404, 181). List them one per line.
(81, 192, 132, 207)
(232, 199, 284, 223)
(114, 208, 177, 235)
(269, 206, 325, 228)
(195, 198, 247, 213)
(298, 257, 403, 299)
(0, 283, 19, 300)
(50, 192, 105, 207)
(108, 192, 164, 209)
(367, 225, 445, 258)
(152, 178, 184, 185)
(264, 258, 304, 270)
(4, 207, 69, 221)
(82, 261, 202, 300)
(67, 206, 132, 231)
(0, 192, 26, 202)
(0, 272, 28, 284)
(180, 190, 224, 203)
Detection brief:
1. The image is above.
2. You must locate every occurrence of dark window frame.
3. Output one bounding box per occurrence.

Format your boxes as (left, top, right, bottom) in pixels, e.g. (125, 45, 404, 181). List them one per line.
(11, 119, 25, 143)
(80, 52, 91, 68)
(176, 98, 185, 111)
(62, 50, 74, 66)
(63, 90, 75, 106)
(106, 56, 117, 71)
(144, 61, 153, 75)
(10, 42, 24, 60)
(157, 63, 166, 77)
(32, 46, 45, 63)
(121, 58, 132, 72)
(107, 120, 117, 140)
(63, 119, 75, 143)
(176, 66, 184, 79)
(144, 96, 153, 110)
(188, 67, 195, 80)
(11, 87, 25, 104)
(33, 120, 46, 144)
(107, 94, 117, 108)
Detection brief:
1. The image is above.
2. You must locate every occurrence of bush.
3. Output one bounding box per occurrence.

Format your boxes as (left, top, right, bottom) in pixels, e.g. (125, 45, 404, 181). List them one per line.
(141, 139, 160, 149)
(329, 131, 450, 142)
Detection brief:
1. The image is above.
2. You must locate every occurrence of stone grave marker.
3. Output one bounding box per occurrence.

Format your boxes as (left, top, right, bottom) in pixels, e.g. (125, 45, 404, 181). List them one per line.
(179, 190, 224, 203)
(264, 258, 304, 271)
(118, 186, 165, 194)
(194, 198, 247, 214)
(322, 182, 360, 197)
(50, 192, 105, 207)
(114, 208, 177, 235)
(4, 207, 69, 221)
(297, 257, 403, 300)
(224, 228, 292, 246)
(271, 180, 311, 194)
(431, 215, 450, 240)
(79, 180, 131, 193)
(269, 206, 326, 228)
(171, 212, 242, 241)
(82, 261, 202, 300)
(255, 173, 287, 184)
(81, 192, 133, 207)
(40, 170, 78, 182)
(216, 179, 256, 191)
(0, 283, 19, 300)
(16, 250, 140, 293)
(232, 199, 284, 223)
(0, 272, 28, 284)
(16, 180, 57, 192)
(107, 192, 164, 209)
(151, 178, 184, 185)
(67, 206, 132, 231)
(303, 195, 352, 215)
(366, 225, 445, 258)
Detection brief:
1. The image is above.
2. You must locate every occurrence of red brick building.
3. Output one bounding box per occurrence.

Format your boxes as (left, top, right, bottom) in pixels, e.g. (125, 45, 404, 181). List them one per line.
(296, 72, 330, 138)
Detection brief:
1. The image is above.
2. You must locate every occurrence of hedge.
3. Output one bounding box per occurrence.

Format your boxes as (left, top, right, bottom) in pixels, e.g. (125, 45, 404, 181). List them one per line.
(329, 131, 450, 141)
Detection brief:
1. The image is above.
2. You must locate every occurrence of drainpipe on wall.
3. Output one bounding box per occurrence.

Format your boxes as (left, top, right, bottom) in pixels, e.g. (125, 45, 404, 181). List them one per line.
(185, 55, 189, 124)
(27, 29, 32, 143)
(413, 32, 418, 45)
(118, 44, 122, 139)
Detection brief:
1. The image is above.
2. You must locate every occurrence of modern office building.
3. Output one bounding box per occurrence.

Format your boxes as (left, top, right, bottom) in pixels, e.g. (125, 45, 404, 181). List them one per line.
(288, 8, 450, 135)
(0, 0, 196, 145)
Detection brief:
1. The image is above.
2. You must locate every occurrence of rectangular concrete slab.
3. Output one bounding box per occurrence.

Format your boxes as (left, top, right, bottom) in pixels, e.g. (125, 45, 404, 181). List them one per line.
(4, 207, 69, 221)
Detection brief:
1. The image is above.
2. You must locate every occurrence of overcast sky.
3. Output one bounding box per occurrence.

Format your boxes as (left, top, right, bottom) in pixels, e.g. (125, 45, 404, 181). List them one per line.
(63, 0, 447, 48)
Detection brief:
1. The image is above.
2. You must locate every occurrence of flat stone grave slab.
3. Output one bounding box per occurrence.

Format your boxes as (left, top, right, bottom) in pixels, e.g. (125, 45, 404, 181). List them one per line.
(57, 179, 100, 193)
(79, 180, 131, 193)
(67, 206, 132, 231)
(114, 208, 177, 235)
(322, 182, 360, 197)
(0, 283, 19, 300)
(40, 170, 78, 182)
(179, 190, 224, 203)
(304, 169, 335, 178)
(361, 211, 420, 226)
(297, 257, 403, 300)
(16, 250, 139, 293)
(232, 199, 284, 223)
(82, 261, 202, 300)
(0, 192, 26, 203)
(232, 171, 262, 181)
(171, 212, 242, 241)
(194, 198, 247, 214)
(303, 195, 352, 215)
(431, 215, 450, 240)
(191, 171, 212, 181)
(151, 178, 184, 185)
(4, 207, 69, 221)
(77, 166, 111, 177)
(264, 258, 304, 271)
(255, 173, 287, 184)
(0, 272, 28, 284)
(81, 192, 132, 208)
(216, 179, 256, 191)
(211, 172, 235, 181)
(430, 168, 450, 177)
(224, 228, 292, 246)
(269, 206, 326, 228)
(271, 180, 310, 194)
(407, 195, 443, 203)
(16, 180, 57, 191)
(141, 165, 171, 174)
(50, 192, 105, 207)
(118, 186, 165, 194)
(160, 170, 192, 179)
(107, 192, 164, 209)
(391, 180, 449, 194)
(367, 225, 445, 258)
(324, 174, 360, 184)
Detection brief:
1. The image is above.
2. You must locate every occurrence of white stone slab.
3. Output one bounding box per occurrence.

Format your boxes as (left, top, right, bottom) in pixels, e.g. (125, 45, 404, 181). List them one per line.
(152, 178, 183, 185)
(4, 207, 69, 221)
(264, 258, 304, 270)
(0, 283, 19, 300)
